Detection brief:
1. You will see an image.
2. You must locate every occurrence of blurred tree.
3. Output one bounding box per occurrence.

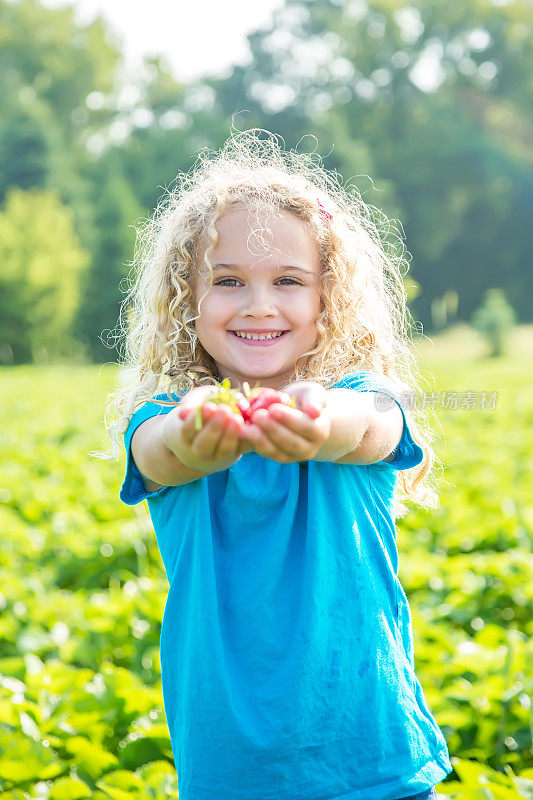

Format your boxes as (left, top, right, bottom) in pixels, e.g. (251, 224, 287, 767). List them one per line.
(74, 152, 144, 362)
(0, 0, 119, 141)
(0, 80, 61, 198)
(0, 2, 232, 362)
(431, 290, 459, 330)
(72, 56, 234, 359)
(0, 0, 120, 227)
(111, 57, 232, 213)
(0, 0, 124, 361)
(0, 188, 89, 363)
(471, 287, 516, 358)
(209, 0, 533, 328)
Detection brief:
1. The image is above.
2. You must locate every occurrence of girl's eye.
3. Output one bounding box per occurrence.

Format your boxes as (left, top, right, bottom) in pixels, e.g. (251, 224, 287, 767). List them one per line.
(214, 278, 301, 287)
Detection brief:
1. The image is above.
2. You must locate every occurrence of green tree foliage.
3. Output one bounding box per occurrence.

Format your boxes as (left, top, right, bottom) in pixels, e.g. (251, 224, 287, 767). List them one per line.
(109, 57, 231, 212)
(1, 0, 231, 361)
(209, 0, 533, 327)
(0, 81, 61, 199)
(471, 288, 517, 358)
(72, 58, 232, 360)
(0, 0, 121, 215)
(0, 188, 89, 362)
(2, 5, 150, 362)
(0, 0, 119, 141)
(74, 153, 144, 362)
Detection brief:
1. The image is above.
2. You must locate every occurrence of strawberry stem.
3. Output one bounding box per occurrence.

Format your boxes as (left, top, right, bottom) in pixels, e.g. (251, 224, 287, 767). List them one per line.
(195, 406, 203, 431)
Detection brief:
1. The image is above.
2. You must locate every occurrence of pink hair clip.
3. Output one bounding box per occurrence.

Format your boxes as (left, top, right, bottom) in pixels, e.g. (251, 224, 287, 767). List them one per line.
(317, 198, 333, 222)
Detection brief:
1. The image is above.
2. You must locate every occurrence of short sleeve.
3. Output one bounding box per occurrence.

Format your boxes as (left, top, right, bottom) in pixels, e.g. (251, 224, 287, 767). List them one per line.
(332, 371, 424, 470)
(119, 392, 182, 506)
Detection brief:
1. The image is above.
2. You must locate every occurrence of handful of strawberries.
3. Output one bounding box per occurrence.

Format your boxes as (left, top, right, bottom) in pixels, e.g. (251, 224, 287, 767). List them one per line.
(178, 378, 299, 431)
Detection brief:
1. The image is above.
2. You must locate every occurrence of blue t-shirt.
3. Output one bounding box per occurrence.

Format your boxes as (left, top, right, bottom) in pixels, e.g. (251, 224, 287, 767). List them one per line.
(120, 371, 452, 800)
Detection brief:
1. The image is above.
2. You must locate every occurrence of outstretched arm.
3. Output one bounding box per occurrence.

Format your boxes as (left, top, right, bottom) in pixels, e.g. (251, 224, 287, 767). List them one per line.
(243, 383, 403, 465)
(317, 388, 403, 464)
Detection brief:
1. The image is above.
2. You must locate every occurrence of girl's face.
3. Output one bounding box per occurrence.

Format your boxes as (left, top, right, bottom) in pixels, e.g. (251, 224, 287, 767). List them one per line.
(193, 205, 322, 392)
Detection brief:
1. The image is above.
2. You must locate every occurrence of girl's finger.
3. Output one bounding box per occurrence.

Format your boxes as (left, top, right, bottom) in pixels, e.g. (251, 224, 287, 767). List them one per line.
(181, 402, 217, 445)
(298, 390, 327, 418)
(243, 423, 284, 460)
(247, 415, 303, 461)
(193, 405, 236, 458)
(265, 404, 320, 441)
(294, 403, 320, 420)
(214, 415, 244, 460)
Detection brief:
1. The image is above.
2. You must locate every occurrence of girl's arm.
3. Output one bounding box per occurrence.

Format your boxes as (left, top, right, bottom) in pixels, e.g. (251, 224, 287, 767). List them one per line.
(131, 414, 212, 490)
(267, 383, 403, 464)
(244, 385, 403, 465)
(318, 389, 403, 464)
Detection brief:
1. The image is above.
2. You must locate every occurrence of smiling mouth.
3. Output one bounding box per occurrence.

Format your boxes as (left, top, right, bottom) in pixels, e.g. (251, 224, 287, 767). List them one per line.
(229, 331, 289, 342)
(230, 331, 288, 342)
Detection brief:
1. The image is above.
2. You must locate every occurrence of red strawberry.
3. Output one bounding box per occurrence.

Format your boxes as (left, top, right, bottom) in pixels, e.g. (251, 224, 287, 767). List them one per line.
(248, 388, 293, 422)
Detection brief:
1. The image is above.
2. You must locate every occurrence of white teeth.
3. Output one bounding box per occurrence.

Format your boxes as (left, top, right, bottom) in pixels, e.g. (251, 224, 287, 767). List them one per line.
(233, 331, 285, 340)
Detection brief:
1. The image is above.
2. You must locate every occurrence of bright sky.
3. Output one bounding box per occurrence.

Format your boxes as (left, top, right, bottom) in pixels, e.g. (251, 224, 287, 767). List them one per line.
(42, 0, 285, 82)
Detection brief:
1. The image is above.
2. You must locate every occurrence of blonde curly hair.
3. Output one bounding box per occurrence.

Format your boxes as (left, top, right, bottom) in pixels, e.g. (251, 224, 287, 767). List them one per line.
(95, 128, 443, 518)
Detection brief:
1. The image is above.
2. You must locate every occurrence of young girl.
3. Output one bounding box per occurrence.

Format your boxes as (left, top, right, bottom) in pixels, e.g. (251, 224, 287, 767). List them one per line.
(108, 130, 452, 799)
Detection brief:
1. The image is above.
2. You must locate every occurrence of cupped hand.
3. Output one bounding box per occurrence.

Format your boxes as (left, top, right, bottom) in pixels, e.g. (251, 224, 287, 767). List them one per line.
(242, 381, 331, 464)
(163, 387, 252, 474)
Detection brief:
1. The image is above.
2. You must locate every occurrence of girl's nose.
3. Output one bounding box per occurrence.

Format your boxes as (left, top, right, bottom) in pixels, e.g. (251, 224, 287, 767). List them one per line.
(241, 288, 278, 315)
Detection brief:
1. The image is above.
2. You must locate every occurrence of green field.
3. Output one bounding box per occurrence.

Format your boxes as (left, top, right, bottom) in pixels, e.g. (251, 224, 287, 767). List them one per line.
(1, 324, 532, 799)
